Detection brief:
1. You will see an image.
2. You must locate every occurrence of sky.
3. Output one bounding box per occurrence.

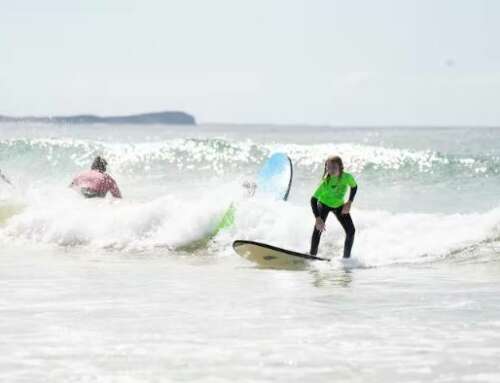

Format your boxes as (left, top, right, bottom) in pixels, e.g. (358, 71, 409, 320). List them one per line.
(1, 0, 499, 125)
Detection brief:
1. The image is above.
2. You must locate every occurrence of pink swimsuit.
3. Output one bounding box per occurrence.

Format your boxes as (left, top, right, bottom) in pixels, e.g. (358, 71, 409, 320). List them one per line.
(71, 170, 122, 198)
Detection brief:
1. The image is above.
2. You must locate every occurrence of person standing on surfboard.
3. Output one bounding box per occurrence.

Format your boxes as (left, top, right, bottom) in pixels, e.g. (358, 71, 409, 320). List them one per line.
(70, 156, 122, 199)
(310, 156, 357, 258)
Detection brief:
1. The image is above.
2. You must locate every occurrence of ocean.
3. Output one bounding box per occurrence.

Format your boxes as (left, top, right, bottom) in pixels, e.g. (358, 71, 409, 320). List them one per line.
(1, 123, 499, 382)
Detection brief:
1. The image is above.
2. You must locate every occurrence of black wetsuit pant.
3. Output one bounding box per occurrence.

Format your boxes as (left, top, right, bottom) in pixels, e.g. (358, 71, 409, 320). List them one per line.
(310, 203, 355, 258)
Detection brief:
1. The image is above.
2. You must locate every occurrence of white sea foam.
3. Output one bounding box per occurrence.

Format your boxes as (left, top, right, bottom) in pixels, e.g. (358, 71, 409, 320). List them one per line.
(2, 183, 498, 268)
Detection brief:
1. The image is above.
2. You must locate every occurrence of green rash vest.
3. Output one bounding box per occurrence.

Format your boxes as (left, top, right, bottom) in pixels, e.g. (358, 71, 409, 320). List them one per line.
(313, 172, 357, 208)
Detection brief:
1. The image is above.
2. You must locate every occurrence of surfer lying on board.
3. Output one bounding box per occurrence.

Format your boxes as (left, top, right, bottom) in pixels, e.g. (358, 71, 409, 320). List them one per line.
(70, 156, 122, 199)
(310, 156, 357, 258)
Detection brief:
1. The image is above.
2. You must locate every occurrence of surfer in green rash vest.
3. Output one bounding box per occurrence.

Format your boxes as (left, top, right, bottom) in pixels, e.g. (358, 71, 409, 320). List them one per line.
(310, 155, 357, 258)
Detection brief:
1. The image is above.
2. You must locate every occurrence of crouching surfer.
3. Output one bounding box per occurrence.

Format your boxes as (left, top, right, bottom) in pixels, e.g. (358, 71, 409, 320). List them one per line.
(310, 156, 357, 258)
(70, 156, 122, 199)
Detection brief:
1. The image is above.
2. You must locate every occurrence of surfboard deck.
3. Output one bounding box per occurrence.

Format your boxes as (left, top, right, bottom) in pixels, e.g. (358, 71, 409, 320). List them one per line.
(0, 203, 24, 225)
(233, 240, 329, 268)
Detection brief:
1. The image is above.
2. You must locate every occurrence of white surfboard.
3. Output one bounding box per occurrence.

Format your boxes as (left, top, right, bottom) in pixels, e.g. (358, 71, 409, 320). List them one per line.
(255, 153, 293, 201)
(233, 240, 329, 268)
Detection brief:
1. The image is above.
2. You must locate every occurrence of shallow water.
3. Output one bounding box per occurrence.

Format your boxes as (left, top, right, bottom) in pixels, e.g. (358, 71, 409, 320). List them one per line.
(1, 245, 500, 382)
(1, 124, 500, 381)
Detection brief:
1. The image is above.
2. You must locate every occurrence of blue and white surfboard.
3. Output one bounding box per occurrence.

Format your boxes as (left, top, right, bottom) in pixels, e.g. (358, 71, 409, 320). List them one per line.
(255, 153, 293, 201)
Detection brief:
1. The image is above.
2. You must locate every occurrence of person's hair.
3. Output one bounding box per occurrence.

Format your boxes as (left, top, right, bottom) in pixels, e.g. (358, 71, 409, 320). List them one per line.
(322, 155, 344, 179)
(91, 156, 108, 172)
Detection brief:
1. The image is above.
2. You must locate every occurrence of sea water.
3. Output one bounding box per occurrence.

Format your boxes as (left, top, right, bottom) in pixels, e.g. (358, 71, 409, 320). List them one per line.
(1, 123, 499, 382)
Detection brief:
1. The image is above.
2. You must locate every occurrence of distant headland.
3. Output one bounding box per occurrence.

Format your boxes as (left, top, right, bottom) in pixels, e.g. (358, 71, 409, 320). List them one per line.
(0, 111, 196, 125)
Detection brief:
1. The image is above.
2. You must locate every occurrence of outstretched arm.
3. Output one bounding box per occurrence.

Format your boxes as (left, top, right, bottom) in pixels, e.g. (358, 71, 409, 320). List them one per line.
(107, 176, 122, 198)
(110, 182, 122, 198)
